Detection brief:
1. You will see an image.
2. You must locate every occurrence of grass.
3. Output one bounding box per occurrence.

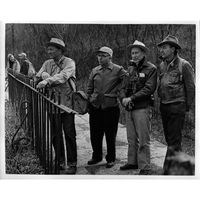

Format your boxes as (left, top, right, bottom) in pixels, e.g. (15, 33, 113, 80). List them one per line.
(5, 101, 44, 174)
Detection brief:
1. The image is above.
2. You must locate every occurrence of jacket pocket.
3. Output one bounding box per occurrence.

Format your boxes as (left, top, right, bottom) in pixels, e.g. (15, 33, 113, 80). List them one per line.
(168, 72, 180, 84)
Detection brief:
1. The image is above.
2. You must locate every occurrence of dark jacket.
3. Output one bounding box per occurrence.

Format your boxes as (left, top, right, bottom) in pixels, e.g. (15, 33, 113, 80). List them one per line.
(120, 57, 157, 110)
(158, 55, 195, 110)
(87, 62, 127, 109)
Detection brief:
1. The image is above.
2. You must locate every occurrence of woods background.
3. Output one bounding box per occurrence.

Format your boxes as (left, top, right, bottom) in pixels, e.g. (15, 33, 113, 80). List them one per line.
(5, 24, 196, 81)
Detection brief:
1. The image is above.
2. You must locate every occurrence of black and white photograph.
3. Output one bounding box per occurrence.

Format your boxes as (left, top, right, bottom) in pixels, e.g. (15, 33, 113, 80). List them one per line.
(3, 23, 196, 176)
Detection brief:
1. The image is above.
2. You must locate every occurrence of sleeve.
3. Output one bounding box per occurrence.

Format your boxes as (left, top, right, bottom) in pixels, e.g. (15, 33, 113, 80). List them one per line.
(118, 67, 129, 101)
(28, 62, 36, 77)
(182, 62, 195, 110)
(13, 61, 21, 73)
(45, 59, 75, 85)
(16, 61, 21, 73)
(118, 66, 128, 79)
(130, 66, 157, 101)
(36, 62, 47, 78)
(87, 70, 94, 97)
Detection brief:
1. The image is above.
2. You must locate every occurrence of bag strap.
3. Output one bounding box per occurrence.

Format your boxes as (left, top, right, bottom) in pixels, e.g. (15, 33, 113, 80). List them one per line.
(104, 79, 122, 94)
(178, 58, 185, 82)
(68, 77, 77, 92)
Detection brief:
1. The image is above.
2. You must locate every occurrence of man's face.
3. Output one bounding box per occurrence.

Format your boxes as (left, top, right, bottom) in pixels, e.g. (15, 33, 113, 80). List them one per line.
(97, 52, 111, 66)
(47, 46, 62, 59)
(131, 47, 145, 64)
(9, 55, 15, 62)
(159, 44, 175, 59)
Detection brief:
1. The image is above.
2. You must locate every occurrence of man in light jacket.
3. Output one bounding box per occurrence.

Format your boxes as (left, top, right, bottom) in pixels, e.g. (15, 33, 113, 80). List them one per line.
(36, 38, 77, 174)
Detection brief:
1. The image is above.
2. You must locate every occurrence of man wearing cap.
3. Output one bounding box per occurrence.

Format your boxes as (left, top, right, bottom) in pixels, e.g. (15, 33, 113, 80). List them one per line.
(157, 35, 195, 170)
(36, 38, 77, 174)
(87, 46, 127, 168)
(119, 40, 157, 175)
(18, 52, 35, 77)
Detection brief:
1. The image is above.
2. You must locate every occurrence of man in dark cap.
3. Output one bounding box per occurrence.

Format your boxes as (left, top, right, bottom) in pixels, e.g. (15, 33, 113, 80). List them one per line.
(119, 40, 157, 175)
(157, 35, 195, 171)
(87, 46, 127, 168)
(36, 38, 77, 174)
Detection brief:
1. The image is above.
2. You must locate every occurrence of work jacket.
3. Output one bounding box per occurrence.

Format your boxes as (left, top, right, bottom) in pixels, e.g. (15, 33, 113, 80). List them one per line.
(158, 55, 195, 110)
(120, 57, 157, 110)
(87, 62, 127, 109)
(36, 56, 76, 108)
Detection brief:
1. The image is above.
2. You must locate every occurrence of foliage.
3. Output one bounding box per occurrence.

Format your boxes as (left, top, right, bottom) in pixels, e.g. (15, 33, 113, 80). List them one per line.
(5, 101, 44, 174)
(6, 24, 196, 78)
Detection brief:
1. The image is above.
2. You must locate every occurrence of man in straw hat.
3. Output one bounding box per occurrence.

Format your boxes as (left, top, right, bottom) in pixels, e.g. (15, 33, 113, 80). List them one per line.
(36, 38, 77, 174)
(157, 35, 195, 172)
(119, 40, 157, 175)
(87, 46, 127, 168)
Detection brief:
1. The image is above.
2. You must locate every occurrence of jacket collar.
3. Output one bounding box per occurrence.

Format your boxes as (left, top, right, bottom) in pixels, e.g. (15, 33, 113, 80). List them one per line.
(163, 54, 179, 69)
(54, 55, 65, 67)
(97, 61, 114, 71)
(132, 57, 147, 70)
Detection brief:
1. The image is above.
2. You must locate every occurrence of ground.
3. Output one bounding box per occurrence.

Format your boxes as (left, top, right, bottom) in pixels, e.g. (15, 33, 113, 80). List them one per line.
(5, 101, 195, 175)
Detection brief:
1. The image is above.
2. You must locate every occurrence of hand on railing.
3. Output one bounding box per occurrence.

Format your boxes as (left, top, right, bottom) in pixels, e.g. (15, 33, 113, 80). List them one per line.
(37, 80, 48, 89)
(41, 72, 51, 80)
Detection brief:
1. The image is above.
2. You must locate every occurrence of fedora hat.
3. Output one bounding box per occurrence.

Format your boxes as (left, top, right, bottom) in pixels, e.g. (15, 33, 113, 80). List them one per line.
(157, 35, 181, 49)
(96, 46, 113, 57)
(47, 38, 66, 52)
(128, 40, 148, 52)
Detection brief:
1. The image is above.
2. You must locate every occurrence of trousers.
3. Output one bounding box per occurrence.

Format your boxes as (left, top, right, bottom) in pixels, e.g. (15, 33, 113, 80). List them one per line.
(160, 102, 186, 169)
(126, 107, 151, 170)
(89, 105, 120, 162)
(52, 112, 77, 167)
(160, 102, 186, 151)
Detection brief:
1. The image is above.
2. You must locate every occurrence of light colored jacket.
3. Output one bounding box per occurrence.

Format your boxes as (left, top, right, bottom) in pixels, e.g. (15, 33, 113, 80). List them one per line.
(36, 56, 76, 108)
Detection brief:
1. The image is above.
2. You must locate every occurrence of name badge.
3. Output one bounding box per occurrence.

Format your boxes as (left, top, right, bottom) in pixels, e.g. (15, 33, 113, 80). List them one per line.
(139, 73, 145, 77)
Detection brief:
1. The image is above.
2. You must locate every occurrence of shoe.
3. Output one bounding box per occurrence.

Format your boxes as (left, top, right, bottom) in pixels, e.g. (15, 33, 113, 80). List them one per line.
(139, 169, 151, 175)
(120, 163, 138, 170)
(64, 166, 77, 175)
(59, 160, 66, 170)
(87, 159, 102, 165)
(59, 165, 66, 170)
(106, 162, 115, 168)
(59, 162, 66, 170)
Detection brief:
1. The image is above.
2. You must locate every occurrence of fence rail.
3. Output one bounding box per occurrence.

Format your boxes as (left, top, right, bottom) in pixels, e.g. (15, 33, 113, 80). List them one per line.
(7, 69, 77, 174)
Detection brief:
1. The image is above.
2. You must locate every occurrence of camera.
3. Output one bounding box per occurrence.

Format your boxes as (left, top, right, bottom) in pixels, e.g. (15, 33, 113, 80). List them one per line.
(125, 101, 134, 111)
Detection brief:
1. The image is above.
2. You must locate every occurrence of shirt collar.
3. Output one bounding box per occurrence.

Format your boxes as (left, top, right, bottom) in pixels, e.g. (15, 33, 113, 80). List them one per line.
(164, 54, 180, 69)
(54, 55, 65, 67)
(132, 57, 147, 70)
(98, 62, 113, 71)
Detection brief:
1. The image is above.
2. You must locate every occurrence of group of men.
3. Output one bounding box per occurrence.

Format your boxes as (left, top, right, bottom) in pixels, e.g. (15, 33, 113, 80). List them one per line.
(10, 35, 195, 175)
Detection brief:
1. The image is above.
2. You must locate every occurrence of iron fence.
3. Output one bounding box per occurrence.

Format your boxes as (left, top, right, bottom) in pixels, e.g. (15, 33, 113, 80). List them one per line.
(7, 69, 77, 174)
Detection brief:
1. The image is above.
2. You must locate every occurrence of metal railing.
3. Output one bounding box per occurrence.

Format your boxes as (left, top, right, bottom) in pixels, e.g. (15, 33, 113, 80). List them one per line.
(7, 69, 77, 174)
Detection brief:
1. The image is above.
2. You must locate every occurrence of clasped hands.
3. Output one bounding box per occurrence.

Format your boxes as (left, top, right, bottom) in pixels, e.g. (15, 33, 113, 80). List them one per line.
(122, 97, 132, 107)
(36, 72, 50, 89)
